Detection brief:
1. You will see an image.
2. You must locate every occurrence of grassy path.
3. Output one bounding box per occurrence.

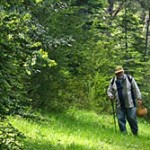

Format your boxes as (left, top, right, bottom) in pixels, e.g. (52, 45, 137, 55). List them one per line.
(9, 109, 150, 150)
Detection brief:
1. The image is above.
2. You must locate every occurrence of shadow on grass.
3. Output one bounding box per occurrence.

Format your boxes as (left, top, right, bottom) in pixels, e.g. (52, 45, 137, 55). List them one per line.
(23, 137, 100, 150)
(40, 110, 116, 135)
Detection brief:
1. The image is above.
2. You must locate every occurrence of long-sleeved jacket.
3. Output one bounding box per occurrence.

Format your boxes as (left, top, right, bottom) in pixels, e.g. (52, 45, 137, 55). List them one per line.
(107, 74, 142, 108)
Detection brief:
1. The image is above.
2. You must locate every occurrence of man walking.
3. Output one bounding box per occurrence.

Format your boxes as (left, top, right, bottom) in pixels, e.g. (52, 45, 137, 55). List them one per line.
(107, 65, 142, 135)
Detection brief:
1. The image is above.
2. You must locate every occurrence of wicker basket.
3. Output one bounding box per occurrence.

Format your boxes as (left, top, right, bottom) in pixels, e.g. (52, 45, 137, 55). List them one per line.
(136, 106, 148, 117)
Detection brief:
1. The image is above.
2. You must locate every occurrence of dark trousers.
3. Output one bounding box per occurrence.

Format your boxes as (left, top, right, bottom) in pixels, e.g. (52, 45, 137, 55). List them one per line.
(116, 107, 138, 135)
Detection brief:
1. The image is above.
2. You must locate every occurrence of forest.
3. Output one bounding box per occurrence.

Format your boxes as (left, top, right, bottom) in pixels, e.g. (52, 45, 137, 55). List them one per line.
(0, 0, 150, 149)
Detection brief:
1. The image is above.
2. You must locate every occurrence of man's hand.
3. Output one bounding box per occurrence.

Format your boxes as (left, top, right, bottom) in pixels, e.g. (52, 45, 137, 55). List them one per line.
(137, 99, 142, 106)
(109, 96, 114, 100)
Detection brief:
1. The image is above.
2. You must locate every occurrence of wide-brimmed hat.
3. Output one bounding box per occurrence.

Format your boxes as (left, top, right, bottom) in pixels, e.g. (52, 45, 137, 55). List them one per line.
(115, 65, 124, 74)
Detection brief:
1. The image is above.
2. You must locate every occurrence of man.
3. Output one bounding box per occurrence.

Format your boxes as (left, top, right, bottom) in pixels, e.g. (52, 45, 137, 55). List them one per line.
(107, 65, 142, 135)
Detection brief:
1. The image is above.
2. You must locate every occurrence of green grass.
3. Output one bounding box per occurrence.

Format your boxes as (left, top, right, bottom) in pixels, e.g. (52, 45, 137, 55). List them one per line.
(9, 108, 150, 150)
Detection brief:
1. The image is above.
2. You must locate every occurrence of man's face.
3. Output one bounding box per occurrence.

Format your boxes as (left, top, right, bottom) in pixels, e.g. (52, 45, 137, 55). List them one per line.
(115, 71, 124, 79)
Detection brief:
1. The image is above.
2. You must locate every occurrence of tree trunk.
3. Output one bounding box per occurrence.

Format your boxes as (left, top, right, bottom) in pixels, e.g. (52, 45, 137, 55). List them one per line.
(145, 8, 150, 56)
(107, 0, 114, 16)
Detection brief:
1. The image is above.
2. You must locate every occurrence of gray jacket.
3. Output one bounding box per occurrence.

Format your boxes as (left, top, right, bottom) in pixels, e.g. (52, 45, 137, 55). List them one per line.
(107, 74, 142, 108)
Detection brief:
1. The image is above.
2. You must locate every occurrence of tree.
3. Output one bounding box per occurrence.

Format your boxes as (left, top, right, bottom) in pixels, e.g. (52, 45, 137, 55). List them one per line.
(0, 0, 57, 148)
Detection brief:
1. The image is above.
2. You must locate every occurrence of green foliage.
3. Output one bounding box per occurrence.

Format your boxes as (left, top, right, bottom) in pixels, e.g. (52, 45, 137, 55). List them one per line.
(25, 0, 150, 117)
(0, 0, 56, 114)
(0, 116, 23, 150)
(0, 0, 58, 149)
(0, 7, 28, 115)
(27, 0, 94, 110)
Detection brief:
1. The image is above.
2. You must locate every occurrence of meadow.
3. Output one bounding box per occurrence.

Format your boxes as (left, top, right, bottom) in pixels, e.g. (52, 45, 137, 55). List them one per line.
(9, 108, 150, 150)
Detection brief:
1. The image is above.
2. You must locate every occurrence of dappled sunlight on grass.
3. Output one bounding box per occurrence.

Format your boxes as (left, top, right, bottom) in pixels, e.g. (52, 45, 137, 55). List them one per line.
(9, 109, 150, 150)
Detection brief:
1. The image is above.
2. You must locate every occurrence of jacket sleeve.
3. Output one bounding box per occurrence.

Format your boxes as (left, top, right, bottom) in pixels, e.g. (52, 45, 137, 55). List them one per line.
(107, 79, 115, 98)
(131, 78, 142, 100)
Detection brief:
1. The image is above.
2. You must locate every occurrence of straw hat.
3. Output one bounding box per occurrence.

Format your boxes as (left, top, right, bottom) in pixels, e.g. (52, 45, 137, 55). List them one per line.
(115, 66, 124, 74)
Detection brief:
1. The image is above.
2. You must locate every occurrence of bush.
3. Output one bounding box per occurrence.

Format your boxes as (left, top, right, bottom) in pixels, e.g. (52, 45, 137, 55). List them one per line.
(0, 115, 24, 150)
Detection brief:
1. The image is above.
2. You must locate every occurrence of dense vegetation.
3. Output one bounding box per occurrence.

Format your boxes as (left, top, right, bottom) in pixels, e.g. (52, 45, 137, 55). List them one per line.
(0, 0, 150, 149)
